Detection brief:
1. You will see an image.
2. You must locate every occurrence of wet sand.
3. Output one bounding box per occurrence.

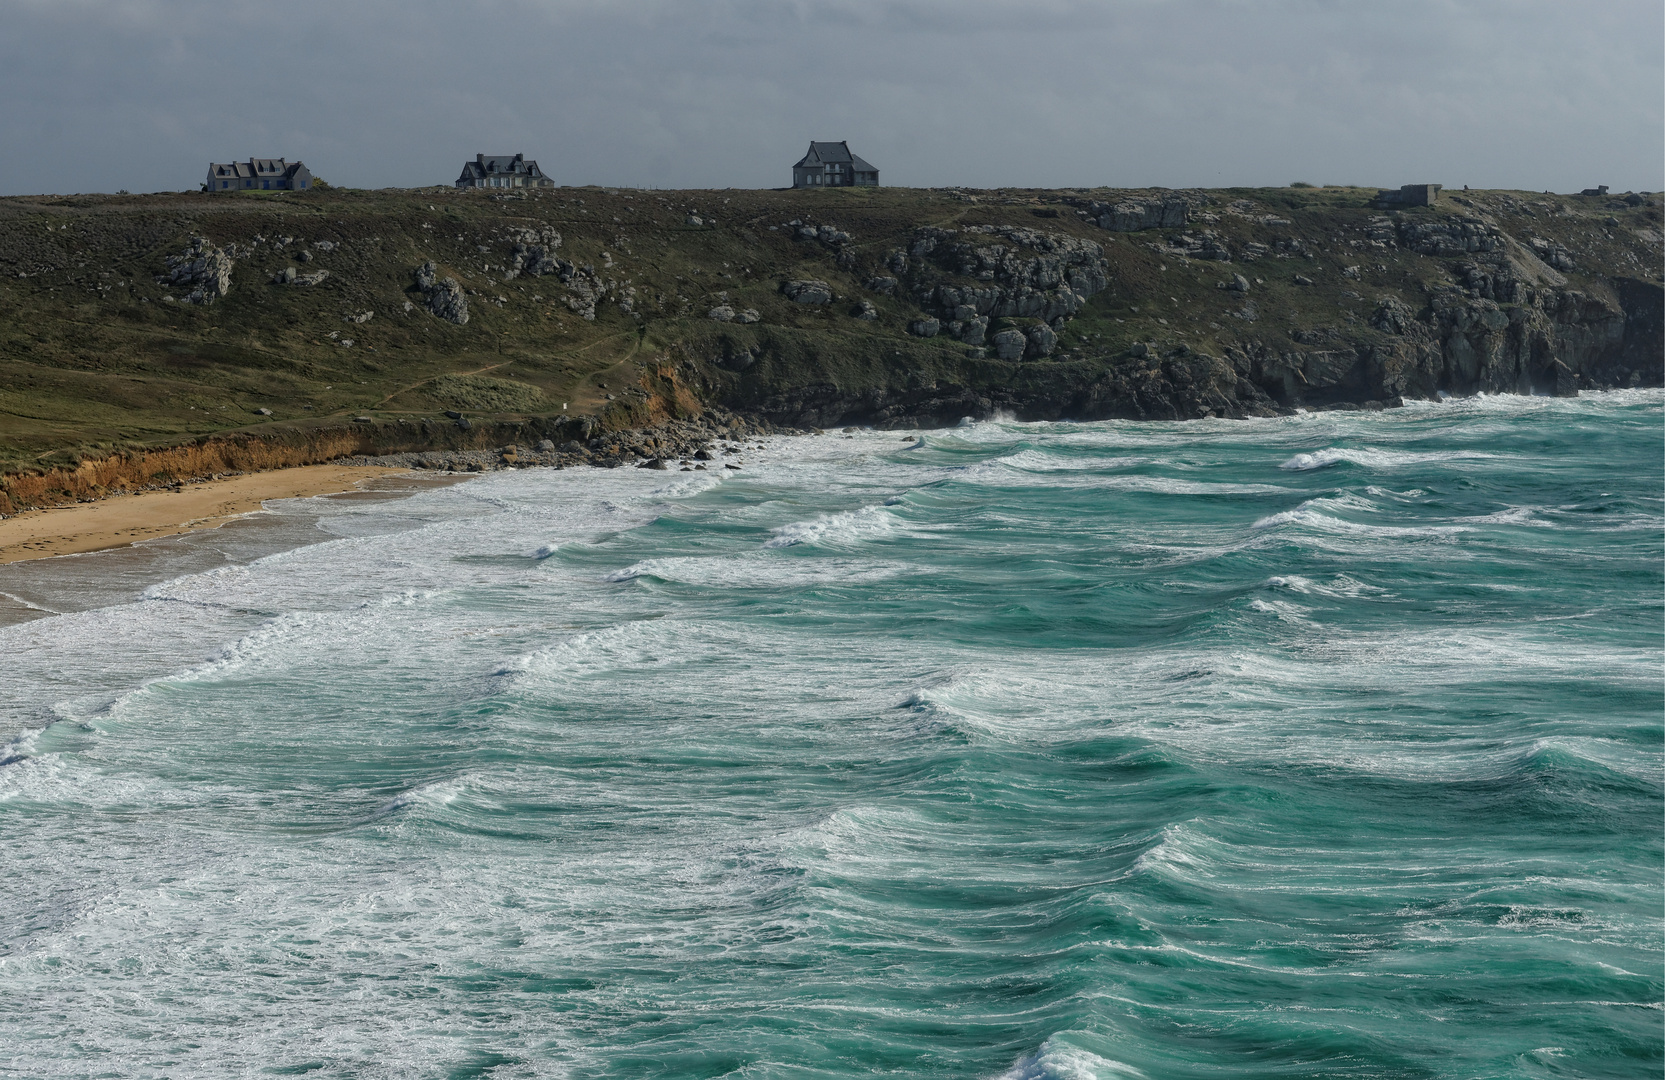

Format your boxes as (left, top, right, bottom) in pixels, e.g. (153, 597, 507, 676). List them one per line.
(0, 464, 422, 564)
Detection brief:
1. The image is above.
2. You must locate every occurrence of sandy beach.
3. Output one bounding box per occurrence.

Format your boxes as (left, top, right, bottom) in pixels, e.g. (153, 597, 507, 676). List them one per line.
(0, 464, 419, 564)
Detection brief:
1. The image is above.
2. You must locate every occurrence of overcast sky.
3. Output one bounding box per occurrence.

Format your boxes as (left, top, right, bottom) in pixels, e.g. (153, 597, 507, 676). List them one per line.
(3, 0, 1660, 195)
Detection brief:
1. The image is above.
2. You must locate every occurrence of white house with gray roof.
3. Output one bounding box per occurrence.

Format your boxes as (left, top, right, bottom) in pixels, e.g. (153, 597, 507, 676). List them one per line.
(792, 142, 878, 188)
(455, 154, 554, 190)
(206, 158, 312, 192)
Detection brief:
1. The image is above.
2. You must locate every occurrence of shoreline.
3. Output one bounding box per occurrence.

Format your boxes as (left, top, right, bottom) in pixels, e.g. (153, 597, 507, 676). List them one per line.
(0, 463, 429, 564)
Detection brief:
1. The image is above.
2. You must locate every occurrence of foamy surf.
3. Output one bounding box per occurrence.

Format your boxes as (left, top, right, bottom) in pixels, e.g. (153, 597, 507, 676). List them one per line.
(1280, 446, 1498, 471)
(764, 504, 896, 548)
(998, 1037, 1148, 1080)
(0, 391, 1658, 1077)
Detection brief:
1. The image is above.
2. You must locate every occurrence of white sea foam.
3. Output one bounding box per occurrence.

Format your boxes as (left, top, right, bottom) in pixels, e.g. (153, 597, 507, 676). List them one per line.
(649, 470, 725, 498)
(1280, 446, 1498, 471)
(1131, 822, 1221, 881)
(764, 505, 895, 548)
(603, 560, 661, 582)
(0, 726, 43, 768)
(0, 590, 58, 615)
(1248, 598, 1312, 622)
(1458, 505, 1556, 528)
(502, 617, 772, 686)
(1251, 507, 1465, 538)
(606, 554, 909, 589)
(999, 1036, 1148, 1080)
(895, 669, 1085, 742)
(1265, 574, 1390, 599)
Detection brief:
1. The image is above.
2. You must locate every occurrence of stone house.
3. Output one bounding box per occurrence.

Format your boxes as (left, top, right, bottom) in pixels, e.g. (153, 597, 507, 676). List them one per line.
(455, 154, 555, 190)
(1374, 184, 1442, 208)
(206, 159, 312, 192)
(792, 142, 879, 188)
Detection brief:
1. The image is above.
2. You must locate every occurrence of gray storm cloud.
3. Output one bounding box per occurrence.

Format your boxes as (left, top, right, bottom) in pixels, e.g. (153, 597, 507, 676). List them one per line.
(1, 0, 1659, 195)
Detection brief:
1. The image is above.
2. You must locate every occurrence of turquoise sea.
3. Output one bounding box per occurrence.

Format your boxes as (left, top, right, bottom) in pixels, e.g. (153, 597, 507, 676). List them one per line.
(2, 392, 1661, 1079)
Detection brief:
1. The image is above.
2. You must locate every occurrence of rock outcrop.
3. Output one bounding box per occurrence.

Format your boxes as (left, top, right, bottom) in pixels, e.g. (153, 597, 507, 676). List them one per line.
(505, 226, 563, 278)
(900, 225, 1110, 340)
(414, 261, 469, 325)
(272, 266, 330, 286)
(1086, 198, 1189, 232)
(157, 237, 233, 304)
(782, 280, 833, 305)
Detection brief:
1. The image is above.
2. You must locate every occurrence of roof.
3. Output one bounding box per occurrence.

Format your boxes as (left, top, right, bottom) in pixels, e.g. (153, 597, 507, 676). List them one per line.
(208, 158, 307, 179)
(793, 141, 877, 172)
(459, 154, 544, 181)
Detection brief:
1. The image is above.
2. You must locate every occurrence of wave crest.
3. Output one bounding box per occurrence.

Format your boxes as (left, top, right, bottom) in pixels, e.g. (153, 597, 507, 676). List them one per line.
(765, 505, 895, 548)
(1280, 446, 1497, 471)
(999, 1036, 1148, 1080)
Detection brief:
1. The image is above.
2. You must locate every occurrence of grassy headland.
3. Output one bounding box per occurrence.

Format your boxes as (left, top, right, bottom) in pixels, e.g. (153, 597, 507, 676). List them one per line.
(0, 182, 1659, 511)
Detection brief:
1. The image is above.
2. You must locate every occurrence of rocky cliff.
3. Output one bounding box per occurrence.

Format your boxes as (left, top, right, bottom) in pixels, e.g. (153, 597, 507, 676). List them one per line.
(0, 182, 1658, 502)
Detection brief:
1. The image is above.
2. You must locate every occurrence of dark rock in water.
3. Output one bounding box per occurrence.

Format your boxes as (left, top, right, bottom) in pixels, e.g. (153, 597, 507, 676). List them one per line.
(1548, 359, 1580, 397)
(694, 449, 714, 460)
(639, 458, 669, 470)
(725, 463, 742, 470)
